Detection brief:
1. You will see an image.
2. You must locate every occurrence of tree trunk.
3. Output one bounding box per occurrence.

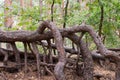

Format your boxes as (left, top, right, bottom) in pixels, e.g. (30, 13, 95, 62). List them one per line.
(79, 40, 93, 80)
(20, 0, 24, 8)
(4, 0, 13, 54)
(20, 0, 32, 8)
(98, 0, 104, 37)
(39, 0, 42, 19)
(51, 0, 55, 22)
(37, 21, 66, 80)
(29, 0, 32, 7)
(63, 0, 69, 28)
(0, 20, 119, 80)
(4, 0, 13, 28)
(67, 34, 94, 80)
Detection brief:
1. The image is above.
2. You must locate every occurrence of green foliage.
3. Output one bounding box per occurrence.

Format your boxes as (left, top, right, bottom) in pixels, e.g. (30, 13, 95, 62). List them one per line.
(12, 5, 40, 30)
(0, 13, 4, 28)
(0, 0, 119, 48)
(66, 0, 120, 48)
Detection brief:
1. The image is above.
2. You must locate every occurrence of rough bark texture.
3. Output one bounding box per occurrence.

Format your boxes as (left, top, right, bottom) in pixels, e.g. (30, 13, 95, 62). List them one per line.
(23, 42, 28, 74)
(0, 20, 119, 61)
(37, 21, 66, 80)
(11, 42, 21, 67)
(66, 33, 93, 80)
(51, 0, 54, 22)
(0, 48, 8, 65)
(63, 0, 69, 28)
(98, 0, 104, 37)
(31, 42, 41, 79)
(0, 20, 119, 80)
(79, 40, 93, 80)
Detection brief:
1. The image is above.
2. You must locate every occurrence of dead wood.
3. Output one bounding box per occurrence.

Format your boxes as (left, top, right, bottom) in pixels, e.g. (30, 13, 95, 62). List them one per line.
(37, 21, 66, 80)
(31, 42, 41, 79)
(0, 20, 120, 80)
(23, 42, 28, 74)
(0, 21, 118, 60)
(66, 33, 94, 80)
(11, 42, 21, 67)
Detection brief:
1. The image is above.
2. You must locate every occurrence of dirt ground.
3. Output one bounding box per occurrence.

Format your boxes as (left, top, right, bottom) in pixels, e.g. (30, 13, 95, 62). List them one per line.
(0, 62, 115, 80)
(0, 53, 115, 80)
(93, 65, 115, 80)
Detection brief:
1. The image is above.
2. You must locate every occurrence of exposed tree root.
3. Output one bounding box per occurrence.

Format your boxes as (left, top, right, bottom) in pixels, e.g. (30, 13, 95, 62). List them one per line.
(0, 20, 119, 80)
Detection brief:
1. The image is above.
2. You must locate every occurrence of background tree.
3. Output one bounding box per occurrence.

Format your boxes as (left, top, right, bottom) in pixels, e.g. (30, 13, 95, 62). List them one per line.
(39, 0, 42, 19)
(4, 0, 13, 28)
(0, 0, 119, 48)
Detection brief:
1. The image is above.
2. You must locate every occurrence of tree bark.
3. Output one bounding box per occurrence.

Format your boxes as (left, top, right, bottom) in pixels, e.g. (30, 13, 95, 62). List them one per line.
(20, 0, 24, 8)
(4, 0, 13, 28)
(98, 0, 104, 37)
(80, 40, 93, 80)
(29, 0, 32, 7)
(23, 42, 28, 74)
(0, 21, 119, 61)
(63, 0, 69, 28)
(39, 0, 42, 19)
(31, 42, 41, 79)
(0, 21, 119, 79)
(37, 21, 66, 80)
(67, 33, 94, 80)
(51, 0, 54, 22)
(20, 0, 32, 8)
(11, 42, 21, 67)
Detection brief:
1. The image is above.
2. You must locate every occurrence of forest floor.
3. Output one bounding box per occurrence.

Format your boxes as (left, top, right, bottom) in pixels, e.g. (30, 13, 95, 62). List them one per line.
(93, 64, 115, 80)
(0, 60, 115, 80)
(0, 54, 115, 80)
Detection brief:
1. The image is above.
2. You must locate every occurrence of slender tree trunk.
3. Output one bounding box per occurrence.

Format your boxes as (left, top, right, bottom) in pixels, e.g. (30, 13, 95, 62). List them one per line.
(98, 0, 104, 37)
(61, 0, 65, 22)
(20, 0, 32, 8)
(39, 0, 42, 19)
(51, 0, 55, 22)
(11, 42, 21, 68)
(51, 0, 56, 55)
(27, 0, 32, 7)
(4, 0, 13, 28)
(0, 43, 2, 48)
(63, 0, 69, 28)
(29, 0, 32, 7)
(4, 0, 13, 51)
(46, 1, 51, 20)
(63, 0, 69, 46)
(20, 0, 24, 8)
